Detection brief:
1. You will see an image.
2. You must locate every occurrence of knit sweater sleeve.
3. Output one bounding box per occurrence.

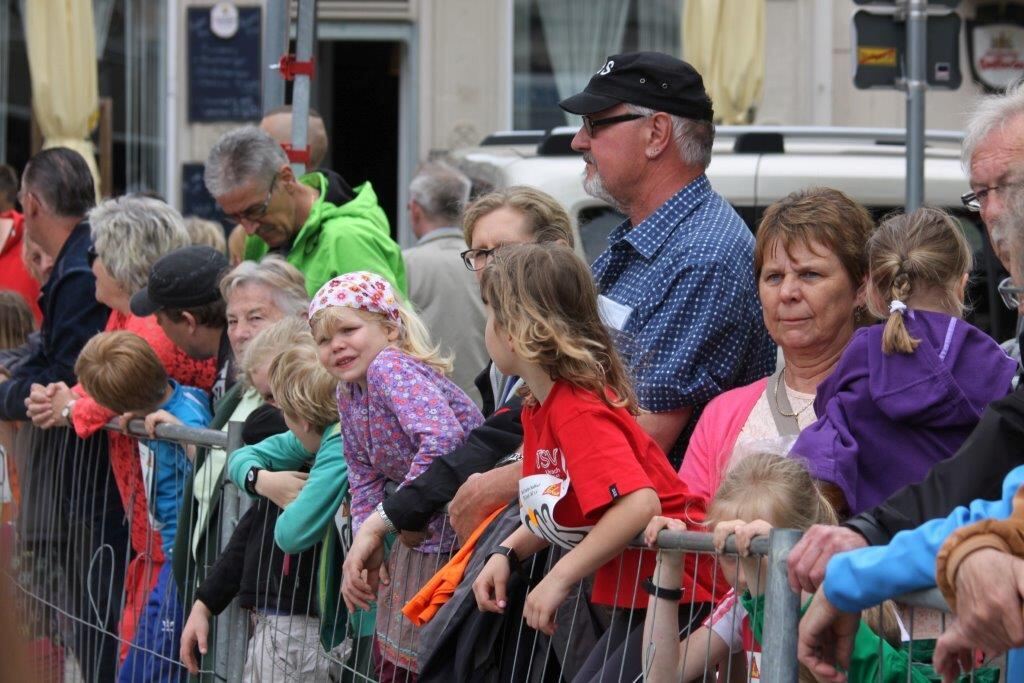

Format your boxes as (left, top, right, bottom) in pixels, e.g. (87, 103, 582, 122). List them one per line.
(936, 483, 1024, 611)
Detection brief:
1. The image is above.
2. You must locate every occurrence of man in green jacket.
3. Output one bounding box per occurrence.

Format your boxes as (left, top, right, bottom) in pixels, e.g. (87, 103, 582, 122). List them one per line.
(204, 126, 406, 296)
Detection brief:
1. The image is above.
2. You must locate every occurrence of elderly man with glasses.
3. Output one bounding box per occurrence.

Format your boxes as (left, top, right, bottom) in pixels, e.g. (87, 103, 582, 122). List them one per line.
(204, 126, 406, 296)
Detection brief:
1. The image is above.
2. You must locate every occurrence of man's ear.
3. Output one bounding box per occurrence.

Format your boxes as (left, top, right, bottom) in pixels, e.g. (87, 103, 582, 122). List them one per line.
(647, 112, 674, 159)
(278, 164, 298, 189)
(182, 311, 199, 334)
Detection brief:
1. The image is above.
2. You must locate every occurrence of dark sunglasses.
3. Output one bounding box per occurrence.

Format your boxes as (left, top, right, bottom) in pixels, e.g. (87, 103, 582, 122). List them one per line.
(582, 113, 647, 137)
(87, 244, 98, 268)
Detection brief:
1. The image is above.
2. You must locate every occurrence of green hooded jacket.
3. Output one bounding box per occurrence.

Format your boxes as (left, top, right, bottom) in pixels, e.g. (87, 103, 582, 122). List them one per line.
(243, 173, 407, 297)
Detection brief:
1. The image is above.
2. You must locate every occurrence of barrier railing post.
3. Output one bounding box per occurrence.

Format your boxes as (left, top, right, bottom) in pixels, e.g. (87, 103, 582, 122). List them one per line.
(216, 421, 246, 683)
(761, 528, 802, 682)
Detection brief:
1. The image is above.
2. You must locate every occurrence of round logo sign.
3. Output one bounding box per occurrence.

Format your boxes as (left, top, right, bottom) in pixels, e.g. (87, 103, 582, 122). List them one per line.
(210, 2, 239, 39)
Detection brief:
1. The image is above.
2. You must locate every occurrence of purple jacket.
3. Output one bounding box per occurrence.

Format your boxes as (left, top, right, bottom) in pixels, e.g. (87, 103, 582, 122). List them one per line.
(793, 309, 1015, 515)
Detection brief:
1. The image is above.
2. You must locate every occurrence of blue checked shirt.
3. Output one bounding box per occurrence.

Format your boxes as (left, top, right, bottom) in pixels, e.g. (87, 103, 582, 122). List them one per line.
(592, 174, 776, 467)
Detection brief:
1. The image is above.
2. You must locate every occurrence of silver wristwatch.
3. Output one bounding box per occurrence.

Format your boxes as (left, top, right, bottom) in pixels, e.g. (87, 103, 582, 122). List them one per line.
(375, 502, 397, 534)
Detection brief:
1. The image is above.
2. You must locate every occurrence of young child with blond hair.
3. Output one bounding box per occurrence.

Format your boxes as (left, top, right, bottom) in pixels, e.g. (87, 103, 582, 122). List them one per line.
(315, 271, 483, 680)
(642, 453, 920, 683)
(74, 330, 211, 682)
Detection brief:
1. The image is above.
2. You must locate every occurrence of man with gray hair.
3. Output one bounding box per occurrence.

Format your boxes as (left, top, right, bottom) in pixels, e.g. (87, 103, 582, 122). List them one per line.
(403, 162, 487, 403)
(561, 52, 774, 469)
(204, 126, 406, 296)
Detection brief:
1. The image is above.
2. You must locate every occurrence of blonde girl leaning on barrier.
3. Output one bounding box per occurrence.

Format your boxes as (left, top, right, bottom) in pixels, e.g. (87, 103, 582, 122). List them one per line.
(317, 271, 483, 682)
(642, 453, 918, 683)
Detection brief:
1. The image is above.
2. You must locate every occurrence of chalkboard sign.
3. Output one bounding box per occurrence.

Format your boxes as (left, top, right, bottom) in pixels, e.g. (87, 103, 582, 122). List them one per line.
(188, 6, 262, 122)
(181, 163, 231, 229)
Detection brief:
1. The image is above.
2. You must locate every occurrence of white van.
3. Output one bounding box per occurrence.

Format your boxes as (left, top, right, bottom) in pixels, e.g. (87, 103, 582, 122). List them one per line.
(450, 126, 1013, 339)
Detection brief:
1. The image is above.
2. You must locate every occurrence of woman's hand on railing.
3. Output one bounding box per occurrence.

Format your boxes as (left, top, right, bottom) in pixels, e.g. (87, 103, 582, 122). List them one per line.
(797, 589, 859, 683)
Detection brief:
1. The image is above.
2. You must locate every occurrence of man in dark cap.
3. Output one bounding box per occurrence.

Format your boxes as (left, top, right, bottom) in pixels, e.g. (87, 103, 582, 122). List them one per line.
(563, 52, 775, 466)
(131, 245, 233, 404)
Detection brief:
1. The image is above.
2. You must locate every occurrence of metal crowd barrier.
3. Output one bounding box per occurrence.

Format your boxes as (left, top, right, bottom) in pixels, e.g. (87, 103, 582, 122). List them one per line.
(0, 418, 1004, 682)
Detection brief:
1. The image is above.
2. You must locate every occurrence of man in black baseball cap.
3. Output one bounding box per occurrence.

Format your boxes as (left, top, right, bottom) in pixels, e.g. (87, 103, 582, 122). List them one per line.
(559, 51, 714, 122)
(132, 245, 234, 403)
(558, 56, 776, 681)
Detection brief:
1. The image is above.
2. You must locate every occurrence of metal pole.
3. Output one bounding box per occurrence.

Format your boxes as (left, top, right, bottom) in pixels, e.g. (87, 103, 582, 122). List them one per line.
(760, 528, 802, 683)
(262, 0, 288, 114)
(219, 421, 248, 683)
(905, 0, 927, 211)
(290, 0, 317, 176)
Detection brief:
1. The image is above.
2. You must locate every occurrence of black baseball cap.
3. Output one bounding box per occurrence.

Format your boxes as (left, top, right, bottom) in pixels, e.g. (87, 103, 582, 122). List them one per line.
(130, 245, 229, 317)
(559, 52, 714, 122)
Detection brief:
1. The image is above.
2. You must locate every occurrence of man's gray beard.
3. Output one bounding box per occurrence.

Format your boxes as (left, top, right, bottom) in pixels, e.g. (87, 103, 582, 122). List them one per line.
(582, 168, 626, 214)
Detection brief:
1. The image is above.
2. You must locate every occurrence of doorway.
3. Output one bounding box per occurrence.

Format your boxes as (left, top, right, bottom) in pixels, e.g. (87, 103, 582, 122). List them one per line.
(314, 40, 402, 238)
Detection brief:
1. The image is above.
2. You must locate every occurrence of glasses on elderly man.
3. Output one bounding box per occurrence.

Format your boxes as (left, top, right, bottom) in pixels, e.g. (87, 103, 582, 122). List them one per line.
(460, 246, 499, 271)
(87, 244, 98, 268)
(227, 175, 277, 222)
(961, 180, 1024, 212)
(582, 113, 648, 137)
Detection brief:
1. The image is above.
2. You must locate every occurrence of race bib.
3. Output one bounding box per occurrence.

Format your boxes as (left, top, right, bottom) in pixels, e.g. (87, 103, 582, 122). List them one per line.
(519, 472, 591, 550)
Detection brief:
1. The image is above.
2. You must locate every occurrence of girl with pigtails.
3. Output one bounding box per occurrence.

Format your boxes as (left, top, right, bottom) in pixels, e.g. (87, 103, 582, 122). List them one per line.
(791, 207, 1016, 517)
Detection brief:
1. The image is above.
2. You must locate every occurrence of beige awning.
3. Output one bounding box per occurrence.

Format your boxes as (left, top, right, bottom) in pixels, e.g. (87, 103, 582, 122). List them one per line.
(683, 0, 766, 124)
(25, 0, 101, 198)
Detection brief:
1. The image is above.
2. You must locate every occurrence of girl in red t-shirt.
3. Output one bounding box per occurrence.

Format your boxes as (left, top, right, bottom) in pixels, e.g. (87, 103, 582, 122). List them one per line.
(472, 244, 718, 671)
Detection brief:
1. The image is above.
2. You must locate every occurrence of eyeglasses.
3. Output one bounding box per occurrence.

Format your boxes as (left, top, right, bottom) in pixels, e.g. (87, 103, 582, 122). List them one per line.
(227, 175, 277, 222)
(961, 181, 1024, 212)
(460, 246, 498, 271)
(999, 276, 1024, 310)
(87, 244, 98, 268)
(582, 113, 647, 137)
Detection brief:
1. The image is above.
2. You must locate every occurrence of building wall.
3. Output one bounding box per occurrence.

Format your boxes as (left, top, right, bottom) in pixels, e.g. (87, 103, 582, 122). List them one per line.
(759, 0, 986, 130)
(168, 0, 994, 221)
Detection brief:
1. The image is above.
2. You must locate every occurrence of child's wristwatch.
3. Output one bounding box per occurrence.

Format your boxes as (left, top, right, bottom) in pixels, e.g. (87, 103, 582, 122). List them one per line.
(642, 576, 684, 601)
(487, 545, 521, 573)
(244, 466, 263, 495)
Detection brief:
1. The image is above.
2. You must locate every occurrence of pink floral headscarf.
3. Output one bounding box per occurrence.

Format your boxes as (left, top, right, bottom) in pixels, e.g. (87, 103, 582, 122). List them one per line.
(308, 272, 402, 327)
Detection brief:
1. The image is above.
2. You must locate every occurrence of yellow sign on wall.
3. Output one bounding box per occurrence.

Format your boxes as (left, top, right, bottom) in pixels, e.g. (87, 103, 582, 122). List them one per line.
(858, 46, 898, 66)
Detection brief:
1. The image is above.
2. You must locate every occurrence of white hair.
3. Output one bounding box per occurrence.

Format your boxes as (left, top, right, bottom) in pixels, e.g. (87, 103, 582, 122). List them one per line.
(625, 103, 715, 170)
(89, 196, 192, 295)
(962, 80, 1024, 171)
(204, 126, 289, 198)
(219, 255, 309, 318)
(409, 162, 472, 224)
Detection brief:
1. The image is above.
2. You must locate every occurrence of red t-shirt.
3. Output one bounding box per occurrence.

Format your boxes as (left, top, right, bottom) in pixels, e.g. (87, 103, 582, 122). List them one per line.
(519, 380, 720, 607)
(0, 211, 43, 324)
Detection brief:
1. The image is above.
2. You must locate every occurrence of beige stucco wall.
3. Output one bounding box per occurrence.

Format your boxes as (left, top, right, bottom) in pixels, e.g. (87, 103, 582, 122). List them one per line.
(759, 0, 987, 130)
